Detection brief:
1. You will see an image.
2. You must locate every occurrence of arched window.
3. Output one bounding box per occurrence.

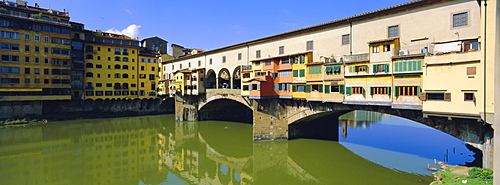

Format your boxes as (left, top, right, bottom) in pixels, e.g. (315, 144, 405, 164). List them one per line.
(114, 73, 121, 78)
(85, 72, 93, 77)
(122, 83, 129, 89)
(122, 65, 129, 70)
(122, 74, 129, 78)
(85, 63, 94, 68)
(122, 57, 129, 62)
(114, 56, 121, 61)
(86, 54, 93, 59)
(114, 64, 121, 69)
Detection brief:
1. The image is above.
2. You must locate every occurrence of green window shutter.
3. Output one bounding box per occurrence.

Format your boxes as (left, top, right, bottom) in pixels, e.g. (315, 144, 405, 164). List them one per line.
(394, 62, 400, 72)
(334, 65, 340, 73)
(402, 61, 408, 71)
(384, 64, 390, 73)
(354, 66, 359, 72)
(370, 87, 374, 95)
(305, 84, 311, 92)
(325, 66, 332, 73)
(362, 87, 365, 96)
(292, 85, 297, 92)
(416, 60, 422, 71)
(319, 84, 323, 93)
(346, 86, 352, 95)
(365, 65, 369, 73)
(325, 85, 330, 94)
(293, 70, 298, 77)
(394, 86, 399, 97)
(373, 64, 378, 73)
(339, 84, 345, 94)
(387, 87, 391, 96)
(300, 55, 305, 63)
(299, 69, 305, 77)
(417, 86, 421, 97)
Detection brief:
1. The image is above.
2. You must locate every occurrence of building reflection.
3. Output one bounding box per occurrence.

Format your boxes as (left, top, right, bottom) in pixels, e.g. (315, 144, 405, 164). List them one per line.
(339, 110, 383, 138)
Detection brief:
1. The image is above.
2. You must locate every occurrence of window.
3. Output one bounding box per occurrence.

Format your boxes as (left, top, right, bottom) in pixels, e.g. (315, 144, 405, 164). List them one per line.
(35, 46, 39, 53)
(388, 25, 399, 37)
(309, 66, 321, 75)
(279, 46, 284, 55)
(349, 65, 368, 73)
(395, 86, 420, 97)
(325, 65, 341, 75)
(280, 71, 290, 77)
(370, 87, 390, 95)
(115, 48, 121, 55)
(34, 35, 40, 42)
(424, 92, 451, 101)
(383, 44, 390, 52)
(35, 57, 39, 64)
(44, 36, 49, 43)
(222, 56, 226, 63)
(464, 93, 474, 101)
(209, 58, 213, 65)
(44, 47, 49, 54)
(453, 12, 468, 27)
(238, 53, 242, 60)
(255, 71, 266, 76)
(256, 50, 261, 58)
(198, 60, 201, 66)
(373, 64, 390, 73)
(114, 57, 121, 61)
(24, 33, 30, 41)
(25, 78, 30, 84)
(331, 85, 340, 93)
(394, 60, 422, 72)
(24, 68, 30, 74)
(467, 67, 476, 75)
(25, 45, 30, 52)
(34, 68, 40, 74)
(25, 56, 30, 63)
(281, 58, 289, 64)
(306, 41, 313, 50)
(372, 45, 380, 53)
(1, 67, 20, 74)
(149, 74, 155, 80)
(265, 61, 271, 66)
(352, 87, 363, 94)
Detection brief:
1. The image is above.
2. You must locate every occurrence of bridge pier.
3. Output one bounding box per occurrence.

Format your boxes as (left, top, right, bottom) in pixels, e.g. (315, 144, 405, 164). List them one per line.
(174, 94, 199, 121)
(252, 99, 289, 141)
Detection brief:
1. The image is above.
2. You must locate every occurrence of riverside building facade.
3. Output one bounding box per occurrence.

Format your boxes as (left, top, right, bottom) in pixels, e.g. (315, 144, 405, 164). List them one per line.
(161, 0, 494, 124)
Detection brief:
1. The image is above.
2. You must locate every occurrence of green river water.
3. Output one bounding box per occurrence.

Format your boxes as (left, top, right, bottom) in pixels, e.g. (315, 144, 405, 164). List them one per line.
(0, 113, 452, 185)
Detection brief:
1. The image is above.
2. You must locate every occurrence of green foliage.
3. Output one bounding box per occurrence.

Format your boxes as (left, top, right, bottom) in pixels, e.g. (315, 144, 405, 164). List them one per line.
(469, 167, 493, 180)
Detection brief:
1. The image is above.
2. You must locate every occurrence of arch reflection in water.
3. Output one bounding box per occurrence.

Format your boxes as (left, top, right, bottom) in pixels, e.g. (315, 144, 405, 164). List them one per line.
(339, 110, 476, 175)
(0, 114, 433, 185)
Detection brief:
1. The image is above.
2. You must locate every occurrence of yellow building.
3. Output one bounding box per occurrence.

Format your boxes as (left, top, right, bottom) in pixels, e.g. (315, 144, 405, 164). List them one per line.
(138, 53, 160, 97)
(83, 31, 140, 100)
(290, 52, 310, 99)
(0, 2, 72, 101)
(305, 61, 324, 101)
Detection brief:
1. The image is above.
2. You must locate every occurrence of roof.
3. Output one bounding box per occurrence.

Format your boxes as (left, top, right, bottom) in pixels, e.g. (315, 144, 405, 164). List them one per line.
(163, 0, 445, 64)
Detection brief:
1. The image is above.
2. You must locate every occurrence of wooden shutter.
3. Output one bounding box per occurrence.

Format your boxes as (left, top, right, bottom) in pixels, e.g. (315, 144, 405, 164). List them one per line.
(305, 85, 311, 92)
(293, 70, 298, 77)
(346, 86, 352, 95)
(394, 86, 399, 98)
(387, 87, 391, 96)
(325, 85, 330, 94)
(249, 84, 253, 90)
(384, 64, 390, 73)
(370, 87, 374, 95)
(417, 86, 421, 98)
(444, 92, 451, 101)
(292, 85, 297, 92)
(319, 84, 323, 93)
(373, 64, 378, 73)
(420, 92, 427, 101)
(256, 84, 260, 91)
(299, 69, 305, 77)
(339, 84, 345, 94)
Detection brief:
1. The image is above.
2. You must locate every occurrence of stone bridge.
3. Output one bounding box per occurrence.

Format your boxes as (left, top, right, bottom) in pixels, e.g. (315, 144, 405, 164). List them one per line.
(174, 89, 493, 168)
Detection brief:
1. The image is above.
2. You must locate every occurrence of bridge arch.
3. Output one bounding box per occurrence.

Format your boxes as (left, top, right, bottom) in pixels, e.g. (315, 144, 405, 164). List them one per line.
(232, 66, 241, 90)
(198, 97, 252, 123)
(206, 69, 216, 89)
(218, 68, 231, 89)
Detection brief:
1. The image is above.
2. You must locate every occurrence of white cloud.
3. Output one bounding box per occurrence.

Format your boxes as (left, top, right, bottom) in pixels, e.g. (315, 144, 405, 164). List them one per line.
(125, 9, 132, 14)
(105, 24, 141, 38)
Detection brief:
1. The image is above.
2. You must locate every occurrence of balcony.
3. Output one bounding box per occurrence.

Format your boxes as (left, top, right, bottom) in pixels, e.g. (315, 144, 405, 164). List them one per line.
(394, 44, 431, 58)
(343, 53, 369, 63)
(241, 65, 252, 71)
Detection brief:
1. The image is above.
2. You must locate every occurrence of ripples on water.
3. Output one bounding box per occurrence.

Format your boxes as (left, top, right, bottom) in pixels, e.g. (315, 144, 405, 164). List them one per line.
(0, 112, 472, 185)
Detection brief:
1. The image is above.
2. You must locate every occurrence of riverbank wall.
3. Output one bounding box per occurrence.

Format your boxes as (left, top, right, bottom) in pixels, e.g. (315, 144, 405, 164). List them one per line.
(0, 98, 174, 120)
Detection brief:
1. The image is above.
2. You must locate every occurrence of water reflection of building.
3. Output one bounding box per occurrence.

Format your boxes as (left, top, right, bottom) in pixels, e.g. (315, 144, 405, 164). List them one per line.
(339, 110, 383, 128)
(0, 116, 164, 185)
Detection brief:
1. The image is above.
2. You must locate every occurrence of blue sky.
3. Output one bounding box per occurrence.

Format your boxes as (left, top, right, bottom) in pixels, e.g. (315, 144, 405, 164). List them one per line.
(31, 0, 410, 52)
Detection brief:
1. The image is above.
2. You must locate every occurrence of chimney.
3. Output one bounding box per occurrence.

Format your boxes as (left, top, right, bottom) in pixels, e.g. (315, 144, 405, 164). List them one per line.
(35, 3, 39, 8)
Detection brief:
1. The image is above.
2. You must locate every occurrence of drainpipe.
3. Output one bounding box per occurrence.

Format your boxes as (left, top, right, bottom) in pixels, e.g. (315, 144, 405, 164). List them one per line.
(348, 19, 353, 55)
(482, 0, 487, 124)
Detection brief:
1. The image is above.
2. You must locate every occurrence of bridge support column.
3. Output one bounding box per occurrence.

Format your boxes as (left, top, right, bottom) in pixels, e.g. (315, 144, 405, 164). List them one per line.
(252, 99, 288, 141)
(174, 94, 199, 121)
